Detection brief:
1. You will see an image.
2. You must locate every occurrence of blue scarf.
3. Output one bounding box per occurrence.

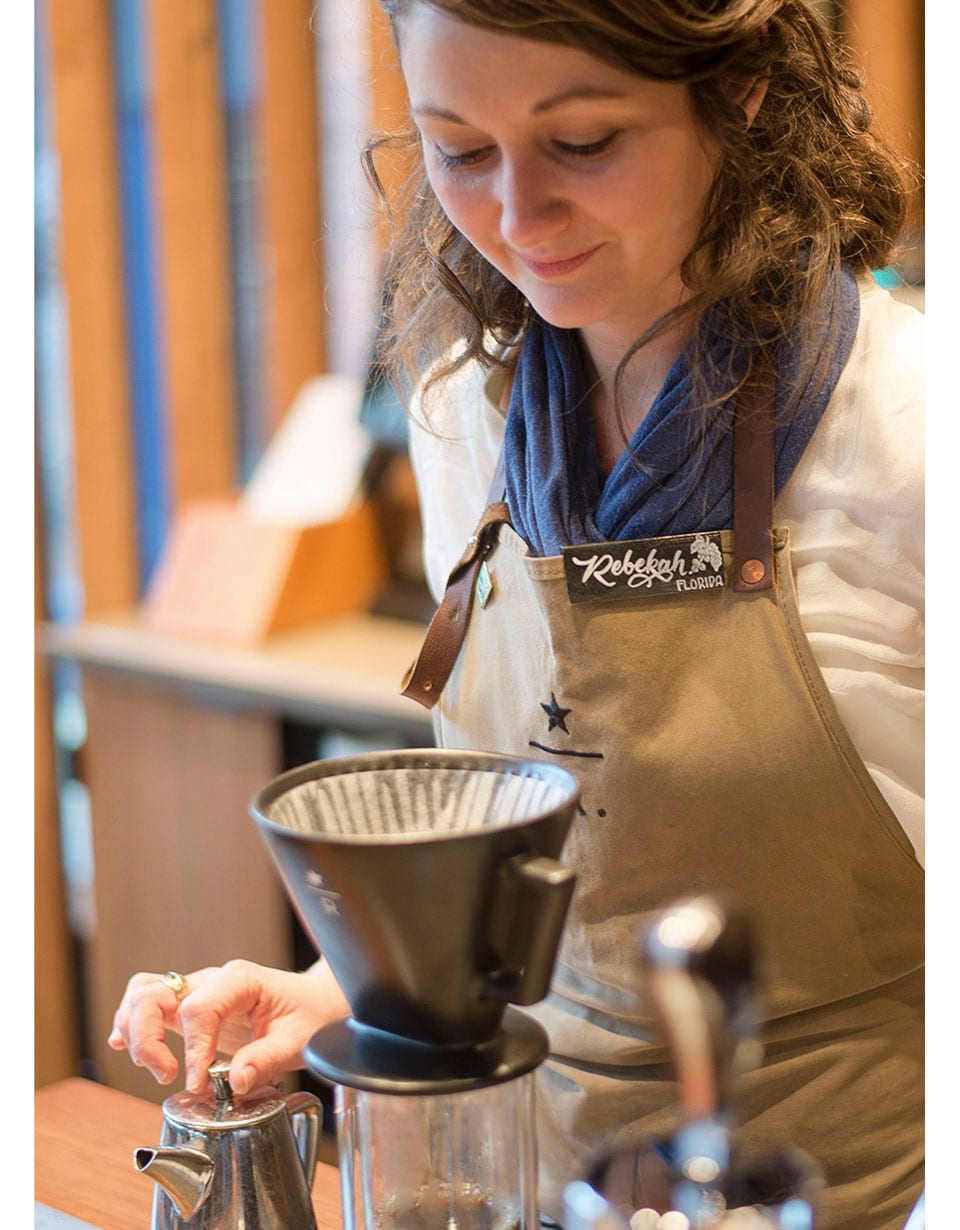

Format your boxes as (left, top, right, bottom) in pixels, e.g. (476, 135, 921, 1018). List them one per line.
(502, 266, 860, 556)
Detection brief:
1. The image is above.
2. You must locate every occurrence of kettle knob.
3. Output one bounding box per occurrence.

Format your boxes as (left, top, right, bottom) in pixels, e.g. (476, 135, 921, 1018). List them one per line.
(208, 1061, 233, 1106)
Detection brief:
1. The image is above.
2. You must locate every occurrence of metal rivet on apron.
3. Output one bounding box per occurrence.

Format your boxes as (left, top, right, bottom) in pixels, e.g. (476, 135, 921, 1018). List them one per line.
(422, 681, 433, 692)
(449, 605, 460, 621)
(740, 558, 766, 585)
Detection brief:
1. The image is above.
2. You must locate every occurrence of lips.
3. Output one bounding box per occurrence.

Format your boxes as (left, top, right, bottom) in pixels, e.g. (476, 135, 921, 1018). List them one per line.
(516, 244, 602, 279)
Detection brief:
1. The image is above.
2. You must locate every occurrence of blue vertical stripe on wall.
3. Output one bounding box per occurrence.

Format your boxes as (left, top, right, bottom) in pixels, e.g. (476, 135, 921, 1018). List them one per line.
(218, 0, 266, 484)
(110, 0, 172, 590)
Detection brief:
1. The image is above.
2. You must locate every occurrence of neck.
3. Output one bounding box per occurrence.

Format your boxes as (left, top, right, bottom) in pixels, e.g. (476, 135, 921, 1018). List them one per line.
(580, 316, 694, 475)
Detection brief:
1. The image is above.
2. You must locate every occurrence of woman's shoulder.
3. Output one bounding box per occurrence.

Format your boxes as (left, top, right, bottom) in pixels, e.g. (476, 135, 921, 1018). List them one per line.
(406, 346, 511, 499)
(850, 276, 925, 384)
(408, 340, 517, 436)
(778, 275, 923, 596)
(837, 278, 924, 431)
(407, 345, 514, 601)
(792, 279, 924, 502)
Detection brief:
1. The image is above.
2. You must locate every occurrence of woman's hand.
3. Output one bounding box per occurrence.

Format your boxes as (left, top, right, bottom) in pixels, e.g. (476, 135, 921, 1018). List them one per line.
(108, 959, 350, 1095)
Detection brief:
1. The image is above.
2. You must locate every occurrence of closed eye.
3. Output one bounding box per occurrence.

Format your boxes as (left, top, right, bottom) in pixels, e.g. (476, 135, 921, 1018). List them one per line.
(554, 132, 620, 158)
(431, 143, 494, 170)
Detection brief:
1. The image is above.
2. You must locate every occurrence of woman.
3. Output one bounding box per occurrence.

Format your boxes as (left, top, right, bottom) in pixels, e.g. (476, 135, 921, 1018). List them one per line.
(110, 3, 924, 1227)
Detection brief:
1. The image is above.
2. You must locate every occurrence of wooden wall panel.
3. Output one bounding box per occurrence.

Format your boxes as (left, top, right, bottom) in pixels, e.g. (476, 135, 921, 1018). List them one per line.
(41, 0, 134, 1088)
(842, 0, 924, 228)
(35, 505, 80, 1089)
(257, 0, 327, 432)
(368, 4, 406, 117)
(148, 0, 239, 507)
(46, 0, 139, 614)
(367, 3, 412, 251)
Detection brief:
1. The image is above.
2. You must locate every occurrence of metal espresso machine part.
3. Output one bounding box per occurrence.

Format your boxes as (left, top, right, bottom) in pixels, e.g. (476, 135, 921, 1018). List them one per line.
(563, 895, 824, 1230)
(250, 748, 581, 1230)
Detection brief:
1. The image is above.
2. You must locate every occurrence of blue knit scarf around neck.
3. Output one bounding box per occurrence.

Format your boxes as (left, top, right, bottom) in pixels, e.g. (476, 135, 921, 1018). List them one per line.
(502, 265, 860, 557)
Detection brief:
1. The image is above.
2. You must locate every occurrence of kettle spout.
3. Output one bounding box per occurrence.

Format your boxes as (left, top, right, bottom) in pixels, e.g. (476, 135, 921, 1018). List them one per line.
(134, 1145, 216, 1219)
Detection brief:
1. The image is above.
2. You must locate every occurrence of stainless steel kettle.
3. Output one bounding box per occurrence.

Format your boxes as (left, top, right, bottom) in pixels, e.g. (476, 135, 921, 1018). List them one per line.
(134, 1061, 321, 1230)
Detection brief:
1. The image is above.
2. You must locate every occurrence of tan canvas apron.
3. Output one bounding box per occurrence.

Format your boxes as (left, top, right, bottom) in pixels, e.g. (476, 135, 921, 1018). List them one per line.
(401, 381, 924, 1230)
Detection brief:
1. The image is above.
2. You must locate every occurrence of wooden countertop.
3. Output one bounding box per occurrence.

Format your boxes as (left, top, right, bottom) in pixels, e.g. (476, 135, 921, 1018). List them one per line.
(35, 1077, 343, 1230)
(40, 609, 433, 739)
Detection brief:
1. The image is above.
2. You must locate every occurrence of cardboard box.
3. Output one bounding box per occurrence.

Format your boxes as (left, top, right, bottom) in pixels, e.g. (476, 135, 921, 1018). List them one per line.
(144, 496, 387, 646)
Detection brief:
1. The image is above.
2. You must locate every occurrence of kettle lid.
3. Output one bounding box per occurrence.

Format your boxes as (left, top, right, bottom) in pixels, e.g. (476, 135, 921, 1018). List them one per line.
(162, 1062, 288, 1131)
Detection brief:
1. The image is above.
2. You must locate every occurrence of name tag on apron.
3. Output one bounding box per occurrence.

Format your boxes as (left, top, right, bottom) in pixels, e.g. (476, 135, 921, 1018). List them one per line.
(562, 531, 726, 604)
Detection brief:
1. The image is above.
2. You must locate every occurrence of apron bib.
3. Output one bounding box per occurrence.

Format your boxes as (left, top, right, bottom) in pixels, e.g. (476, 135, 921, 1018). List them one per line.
(401, 377, 924, 1229)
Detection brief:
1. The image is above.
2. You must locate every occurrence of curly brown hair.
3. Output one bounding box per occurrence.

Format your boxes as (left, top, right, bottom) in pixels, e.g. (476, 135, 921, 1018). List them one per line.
(365, 0, 911, 423)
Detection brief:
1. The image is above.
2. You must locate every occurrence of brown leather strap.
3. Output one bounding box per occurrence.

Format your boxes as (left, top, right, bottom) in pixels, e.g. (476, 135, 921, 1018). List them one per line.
(400, 501, 510, 709)
(732, 357, 777, 592)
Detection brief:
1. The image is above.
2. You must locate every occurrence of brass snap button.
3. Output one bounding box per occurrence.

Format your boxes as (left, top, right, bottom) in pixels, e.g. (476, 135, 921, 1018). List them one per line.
(740, 558, 766, 585)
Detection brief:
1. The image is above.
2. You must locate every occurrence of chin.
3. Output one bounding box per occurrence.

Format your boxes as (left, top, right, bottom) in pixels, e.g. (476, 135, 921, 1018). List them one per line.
(522, 288, 609, 332)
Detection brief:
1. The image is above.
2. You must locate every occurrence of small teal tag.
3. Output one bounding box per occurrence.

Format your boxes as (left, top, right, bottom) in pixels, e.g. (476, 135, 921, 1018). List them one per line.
(477, 560, 494, 608)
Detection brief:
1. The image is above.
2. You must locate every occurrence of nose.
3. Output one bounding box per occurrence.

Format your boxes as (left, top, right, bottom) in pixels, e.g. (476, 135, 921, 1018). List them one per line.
(497, 154, 568, 250)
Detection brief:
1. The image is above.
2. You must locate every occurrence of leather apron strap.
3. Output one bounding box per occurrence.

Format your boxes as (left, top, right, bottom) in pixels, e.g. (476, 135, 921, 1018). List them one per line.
(732, 357, 776, 592)
(401, 358, 777, 708)
(400, 501, 509, 706)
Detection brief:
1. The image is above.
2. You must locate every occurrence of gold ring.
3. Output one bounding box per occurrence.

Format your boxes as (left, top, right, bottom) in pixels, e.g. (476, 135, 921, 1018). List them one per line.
(160, 971, 190, 1002)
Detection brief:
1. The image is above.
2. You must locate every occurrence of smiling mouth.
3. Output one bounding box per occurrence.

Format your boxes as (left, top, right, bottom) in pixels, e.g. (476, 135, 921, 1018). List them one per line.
(517, 245, 602, 279)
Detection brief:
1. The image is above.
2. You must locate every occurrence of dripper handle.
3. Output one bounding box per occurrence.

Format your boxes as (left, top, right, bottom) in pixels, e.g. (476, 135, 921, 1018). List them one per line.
(485, 854, 576, 1007)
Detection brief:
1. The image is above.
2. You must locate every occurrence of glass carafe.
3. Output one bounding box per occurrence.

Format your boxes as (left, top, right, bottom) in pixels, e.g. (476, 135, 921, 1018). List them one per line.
(336, 1076, 539, 1230)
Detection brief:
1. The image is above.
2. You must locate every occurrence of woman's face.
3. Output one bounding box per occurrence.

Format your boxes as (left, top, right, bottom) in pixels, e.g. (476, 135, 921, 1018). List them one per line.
(399, 5, 720, 352)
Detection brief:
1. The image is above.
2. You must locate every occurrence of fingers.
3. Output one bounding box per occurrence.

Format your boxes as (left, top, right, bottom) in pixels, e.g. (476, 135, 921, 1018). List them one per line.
(226, 964, 349, 1095)
(179, 960, 266, 1093)
(107, 971, 184, 1085)
(227, 1026, 302, 1096)
(106, 961, 330, 1097)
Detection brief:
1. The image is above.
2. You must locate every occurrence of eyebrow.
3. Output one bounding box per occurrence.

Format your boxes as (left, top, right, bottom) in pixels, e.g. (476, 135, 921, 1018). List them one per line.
(410, 85, 628, 123)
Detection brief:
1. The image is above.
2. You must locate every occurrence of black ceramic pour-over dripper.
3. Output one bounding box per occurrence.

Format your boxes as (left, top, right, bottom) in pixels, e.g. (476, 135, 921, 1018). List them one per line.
(250, 749, 580, 1053)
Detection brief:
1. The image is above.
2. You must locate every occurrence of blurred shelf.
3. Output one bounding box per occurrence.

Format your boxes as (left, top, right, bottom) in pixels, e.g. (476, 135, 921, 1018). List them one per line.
(41, 609, 434, 741)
